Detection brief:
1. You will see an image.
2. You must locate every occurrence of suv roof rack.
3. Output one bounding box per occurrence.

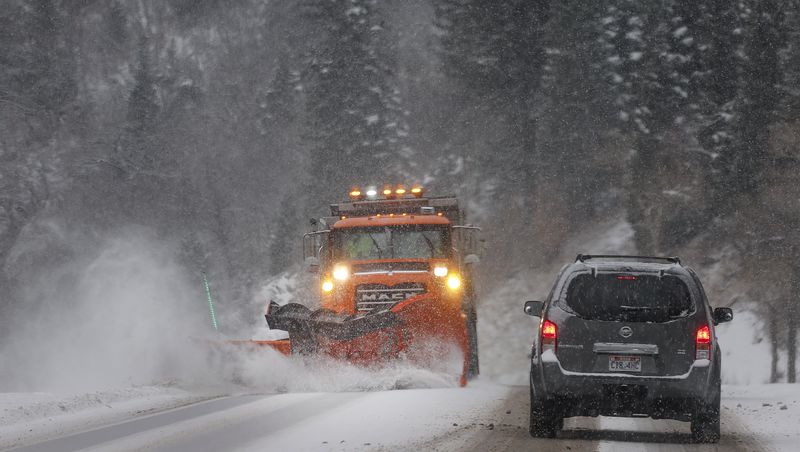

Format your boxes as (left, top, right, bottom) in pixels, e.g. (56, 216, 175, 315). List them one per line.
(575, 254, 681, 265)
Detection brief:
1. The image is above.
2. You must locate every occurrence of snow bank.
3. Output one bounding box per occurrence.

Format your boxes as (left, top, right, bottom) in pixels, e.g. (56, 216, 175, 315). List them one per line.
(0, 385, 207, 450)
(716, 308, 773, 384)
(723, 384, 800, 452)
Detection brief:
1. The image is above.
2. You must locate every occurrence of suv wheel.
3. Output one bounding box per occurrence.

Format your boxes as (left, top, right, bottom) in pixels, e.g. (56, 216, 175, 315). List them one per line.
(691, 377, 721, 443)
(691, 412, 720, 443)
(529, 389, 563, 438)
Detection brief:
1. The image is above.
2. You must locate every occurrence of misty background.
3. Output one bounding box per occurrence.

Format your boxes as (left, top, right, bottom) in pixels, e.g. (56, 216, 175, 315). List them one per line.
(1, 0, 799, 388)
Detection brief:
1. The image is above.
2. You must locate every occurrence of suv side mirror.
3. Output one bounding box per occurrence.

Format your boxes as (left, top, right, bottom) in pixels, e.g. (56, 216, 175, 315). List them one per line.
(712, 307, 733, 325)
(305, 256, 320, 273)
(524, 300, 544, 317)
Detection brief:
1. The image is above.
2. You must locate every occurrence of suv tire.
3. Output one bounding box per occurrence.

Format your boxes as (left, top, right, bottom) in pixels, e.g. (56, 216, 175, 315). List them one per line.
(529, 389, 562, 438)
(691, 377, 721, 443)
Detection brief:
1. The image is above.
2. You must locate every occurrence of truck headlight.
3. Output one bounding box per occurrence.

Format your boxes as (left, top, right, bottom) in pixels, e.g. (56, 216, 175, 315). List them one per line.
(322, 280, 334, 292)
(433, 266, 448, 277)
(332, 264, 349, 281)
(446, 274, 462, 290)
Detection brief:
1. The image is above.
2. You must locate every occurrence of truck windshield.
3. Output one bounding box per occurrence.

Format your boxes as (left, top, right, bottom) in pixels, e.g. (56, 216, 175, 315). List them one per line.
(333, 226, 449, 260)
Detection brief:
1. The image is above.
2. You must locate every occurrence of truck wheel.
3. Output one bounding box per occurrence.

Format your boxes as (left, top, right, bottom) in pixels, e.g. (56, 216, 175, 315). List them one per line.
(466, 309, 479, 379)
(529, 388, 562, 438)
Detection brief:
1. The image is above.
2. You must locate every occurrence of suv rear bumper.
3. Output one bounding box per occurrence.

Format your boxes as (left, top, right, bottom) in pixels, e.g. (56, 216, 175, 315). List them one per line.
(531, 351, 717, 419)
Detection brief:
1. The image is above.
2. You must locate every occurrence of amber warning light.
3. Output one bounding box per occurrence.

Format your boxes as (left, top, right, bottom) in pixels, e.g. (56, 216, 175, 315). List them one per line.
(349, 184, 424, 200)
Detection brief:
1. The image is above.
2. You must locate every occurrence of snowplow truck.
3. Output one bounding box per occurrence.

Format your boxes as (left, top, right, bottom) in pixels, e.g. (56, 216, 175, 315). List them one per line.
(266, 186, 481, 386)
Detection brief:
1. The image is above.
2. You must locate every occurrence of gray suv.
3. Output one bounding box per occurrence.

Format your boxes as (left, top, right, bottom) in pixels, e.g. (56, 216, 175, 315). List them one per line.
(524, 255, 733, 443)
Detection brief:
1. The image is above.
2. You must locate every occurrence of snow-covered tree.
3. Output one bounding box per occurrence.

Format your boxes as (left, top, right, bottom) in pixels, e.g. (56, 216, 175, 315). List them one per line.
(302, 0, 413, 211)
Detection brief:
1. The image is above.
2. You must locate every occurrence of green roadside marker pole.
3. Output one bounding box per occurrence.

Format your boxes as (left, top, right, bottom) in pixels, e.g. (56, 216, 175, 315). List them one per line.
(203, 272, 219, 330)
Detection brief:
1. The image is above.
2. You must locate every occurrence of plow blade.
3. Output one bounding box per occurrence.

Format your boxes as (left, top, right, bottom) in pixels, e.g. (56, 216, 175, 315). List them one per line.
(265, 301, 401, 342)
(224, 339, 292, 355)
(265, 300, 471, 386)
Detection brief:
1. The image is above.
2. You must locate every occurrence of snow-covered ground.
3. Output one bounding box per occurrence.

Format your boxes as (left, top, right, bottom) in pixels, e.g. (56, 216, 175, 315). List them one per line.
(721, 383, 800, 452)
(0, 385, 210, 450)
(2, 381, 799, 451)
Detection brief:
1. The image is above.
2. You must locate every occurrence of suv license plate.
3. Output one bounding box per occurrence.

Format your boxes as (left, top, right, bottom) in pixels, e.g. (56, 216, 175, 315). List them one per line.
(609, 355, 641, 372)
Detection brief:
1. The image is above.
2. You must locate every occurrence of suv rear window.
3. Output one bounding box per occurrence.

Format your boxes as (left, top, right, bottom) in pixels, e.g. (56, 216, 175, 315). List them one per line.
(560, 274, 694, 322)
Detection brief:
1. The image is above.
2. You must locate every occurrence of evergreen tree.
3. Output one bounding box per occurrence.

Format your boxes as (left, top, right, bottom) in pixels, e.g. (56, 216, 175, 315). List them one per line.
(0, 0, 78, 295)
(121, 36, 160, 173)
(262, 58, 305, 275)
(106, 1, 128, 45)
(538, 0, 616, 221)
(24, 0, 77, 116)
(600, 0, 709, 252)
(302, 0, 412, 210)
(729, 0, 785, 195)
(694, 0, 741, 213)
(435, 0, 550, 193)
(780, 3, 800, 122)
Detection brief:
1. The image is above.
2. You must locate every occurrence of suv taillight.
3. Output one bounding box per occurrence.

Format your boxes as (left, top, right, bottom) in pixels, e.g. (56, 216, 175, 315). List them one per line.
(542, 319, 557, 352)
(695, 325, 711, 360)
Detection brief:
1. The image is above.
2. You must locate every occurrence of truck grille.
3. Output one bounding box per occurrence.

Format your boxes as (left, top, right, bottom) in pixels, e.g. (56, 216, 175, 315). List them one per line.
(355, 283, 426, 311)
(352, 262, 430, 275)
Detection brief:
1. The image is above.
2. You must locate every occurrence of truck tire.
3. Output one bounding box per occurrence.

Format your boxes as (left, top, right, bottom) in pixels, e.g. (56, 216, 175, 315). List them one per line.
(466, 309, 479, 379)
(529, 387, 562, 438)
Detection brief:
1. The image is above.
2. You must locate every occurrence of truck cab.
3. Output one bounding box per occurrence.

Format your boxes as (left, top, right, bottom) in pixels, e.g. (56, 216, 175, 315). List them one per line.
(298, 186, 481, 382)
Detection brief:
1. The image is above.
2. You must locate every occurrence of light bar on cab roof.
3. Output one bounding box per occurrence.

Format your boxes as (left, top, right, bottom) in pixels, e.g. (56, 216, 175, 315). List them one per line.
(349, 188, 364, 201)
(348, 184, 424, 201)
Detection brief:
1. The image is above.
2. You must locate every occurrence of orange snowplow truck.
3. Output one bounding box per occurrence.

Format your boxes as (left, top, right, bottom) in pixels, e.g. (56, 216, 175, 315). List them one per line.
(266, 186, 481, 385)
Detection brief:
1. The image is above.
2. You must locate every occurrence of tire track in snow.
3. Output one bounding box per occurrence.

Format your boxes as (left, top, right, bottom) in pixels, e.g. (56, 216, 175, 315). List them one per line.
(411, 385, 763, 452)
(410, 386, 601, 452)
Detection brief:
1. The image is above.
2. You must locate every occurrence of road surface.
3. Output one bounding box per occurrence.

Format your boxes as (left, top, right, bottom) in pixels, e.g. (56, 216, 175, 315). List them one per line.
(7, 384, 764, 452)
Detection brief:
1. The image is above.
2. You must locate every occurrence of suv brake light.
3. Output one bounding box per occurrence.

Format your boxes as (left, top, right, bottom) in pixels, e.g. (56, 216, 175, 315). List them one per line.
(542, 319, 557, 352)
(695, 325, 711, 360)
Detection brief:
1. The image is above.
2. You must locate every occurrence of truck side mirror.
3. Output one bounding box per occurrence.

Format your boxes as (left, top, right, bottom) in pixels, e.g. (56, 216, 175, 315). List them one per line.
(524, 300, 544, 317)
(712, 307, 733, 325)
(464, 254, 480, 265)
(305, 256, 320, 273)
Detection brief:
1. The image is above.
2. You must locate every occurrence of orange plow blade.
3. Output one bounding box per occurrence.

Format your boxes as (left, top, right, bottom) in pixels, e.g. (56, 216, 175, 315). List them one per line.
(265, 300, 471, 386)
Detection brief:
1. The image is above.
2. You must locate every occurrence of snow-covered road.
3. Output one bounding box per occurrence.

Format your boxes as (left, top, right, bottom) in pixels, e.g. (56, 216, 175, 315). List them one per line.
(4, 382, 795, 452)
